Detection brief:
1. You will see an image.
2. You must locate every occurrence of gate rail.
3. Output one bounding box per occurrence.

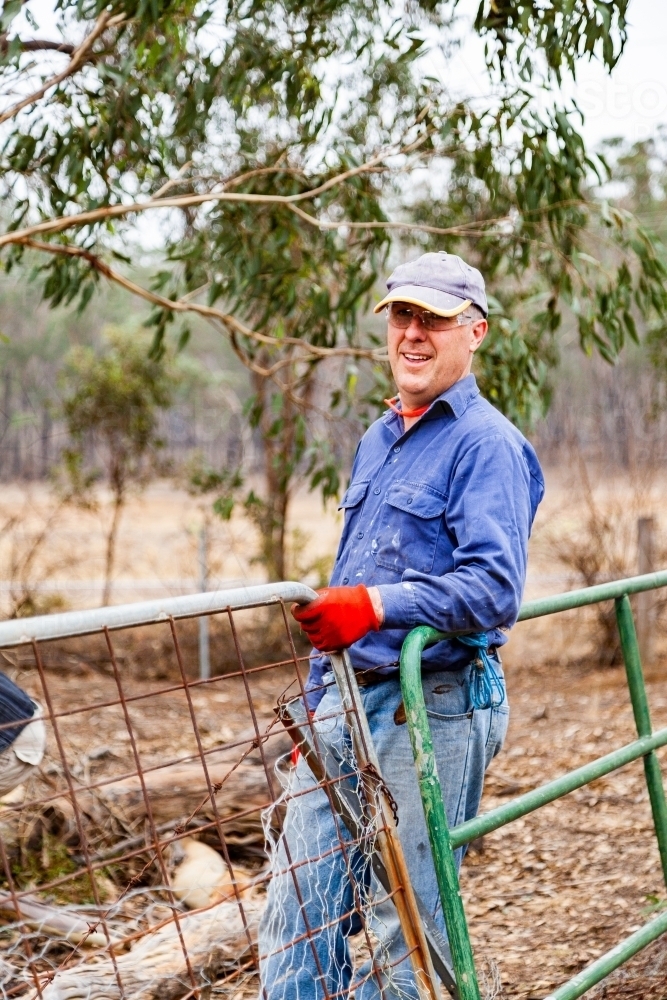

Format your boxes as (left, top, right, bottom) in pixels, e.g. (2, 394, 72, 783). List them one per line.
(0, 581, 318, 648)
(401, 570, 667, 1000)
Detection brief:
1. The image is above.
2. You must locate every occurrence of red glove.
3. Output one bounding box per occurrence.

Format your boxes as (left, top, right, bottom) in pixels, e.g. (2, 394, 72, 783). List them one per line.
(292, 585, 380, 651)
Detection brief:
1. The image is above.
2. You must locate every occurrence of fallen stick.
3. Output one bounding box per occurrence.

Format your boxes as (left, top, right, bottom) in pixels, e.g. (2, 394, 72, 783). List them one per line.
(0, 893, 111, 948)
(83, 729, 288, 826)
(39, 897, 262, 999)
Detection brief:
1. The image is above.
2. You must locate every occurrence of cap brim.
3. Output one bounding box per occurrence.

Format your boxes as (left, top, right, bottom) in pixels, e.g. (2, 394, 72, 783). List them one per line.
(373, 286, 472, 317)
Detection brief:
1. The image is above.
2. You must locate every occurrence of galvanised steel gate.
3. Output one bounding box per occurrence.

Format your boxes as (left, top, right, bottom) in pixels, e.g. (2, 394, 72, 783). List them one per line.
(401, 570, 667, 1000)
(0, 582, 454, 1000)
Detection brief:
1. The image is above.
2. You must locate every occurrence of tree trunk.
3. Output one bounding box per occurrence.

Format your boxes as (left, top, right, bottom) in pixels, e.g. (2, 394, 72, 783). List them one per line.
(102, 491, 124, 606)
(0, 370, 10, 479)
(41, 405, 52, 478)
(261, 449, 290, 582)
(250, 360, 317, 582)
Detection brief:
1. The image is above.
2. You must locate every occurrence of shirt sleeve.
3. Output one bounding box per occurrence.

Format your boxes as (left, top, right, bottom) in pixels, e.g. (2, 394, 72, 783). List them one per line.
(376, 433, 536, 634)
(0, 673, 37, 752)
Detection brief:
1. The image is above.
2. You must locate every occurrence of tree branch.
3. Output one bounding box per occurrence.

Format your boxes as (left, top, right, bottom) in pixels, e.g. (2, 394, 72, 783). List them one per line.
(17, 238, 385, 364)
(285, 201, 509, 238)
(153, 163, 309, 199)
(225, 328, 347, 423)
(0, 149, 587, 252)
(0, 152, 389, 246)
(0, 36, 75, 54)
(0, 11, 124, 127)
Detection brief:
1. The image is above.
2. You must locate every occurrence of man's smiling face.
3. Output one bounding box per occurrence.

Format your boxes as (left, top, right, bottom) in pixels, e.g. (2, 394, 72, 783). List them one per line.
(386, 302, 488, 410)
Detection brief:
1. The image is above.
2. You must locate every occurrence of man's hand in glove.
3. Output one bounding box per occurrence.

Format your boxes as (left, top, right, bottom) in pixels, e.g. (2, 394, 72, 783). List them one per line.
(292, 585, 384, 651)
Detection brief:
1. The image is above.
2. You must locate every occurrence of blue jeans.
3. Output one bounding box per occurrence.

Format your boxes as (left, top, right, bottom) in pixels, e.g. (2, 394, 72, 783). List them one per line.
(259, 662, 509, 1000)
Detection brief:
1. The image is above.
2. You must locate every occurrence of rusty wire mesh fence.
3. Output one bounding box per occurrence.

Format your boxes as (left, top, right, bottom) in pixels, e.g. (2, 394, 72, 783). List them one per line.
(0, 584, 437, 1000)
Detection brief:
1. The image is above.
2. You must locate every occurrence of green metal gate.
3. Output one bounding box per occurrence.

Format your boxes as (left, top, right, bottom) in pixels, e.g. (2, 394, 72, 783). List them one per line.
(400, 571, 667, 1000)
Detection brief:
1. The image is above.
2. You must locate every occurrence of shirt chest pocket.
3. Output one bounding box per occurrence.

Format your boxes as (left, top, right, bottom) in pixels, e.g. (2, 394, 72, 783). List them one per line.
(335, 480, 370, 557)
(372, 482, 447, 575)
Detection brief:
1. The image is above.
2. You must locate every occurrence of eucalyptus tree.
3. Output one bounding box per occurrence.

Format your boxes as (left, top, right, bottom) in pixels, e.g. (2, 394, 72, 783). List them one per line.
(1, 0, 665, 579)
(59, 332, 176, 605)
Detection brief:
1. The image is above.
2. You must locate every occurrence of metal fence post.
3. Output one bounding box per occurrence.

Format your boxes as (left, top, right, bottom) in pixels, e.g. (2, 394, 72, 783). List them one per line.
(615, 595, 667, 888)
(401, 627, 481, 1000)
(636, 517, 656, 664)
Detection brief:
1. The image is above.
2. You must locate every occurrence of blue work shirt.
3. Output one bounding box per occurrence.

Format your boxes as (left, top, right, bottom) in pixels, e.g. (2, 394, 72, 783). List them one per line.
(305, 374, 544, 709)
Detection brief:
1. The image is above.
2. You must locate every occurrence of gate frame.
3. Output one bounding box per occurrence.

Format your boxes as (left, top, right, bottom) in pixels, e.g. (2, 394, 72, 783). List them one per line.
(0, 580, 448, 1000)
(400, 570, 667, 1000)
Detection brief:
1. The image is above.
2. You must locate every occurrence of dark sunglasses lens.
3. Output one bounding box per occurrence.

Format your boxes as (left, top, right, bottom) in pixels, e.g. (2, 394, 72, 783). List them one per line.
(389, 304, 457, 331)
(388, 304, 413, 327)
(424, 314, 454, 331)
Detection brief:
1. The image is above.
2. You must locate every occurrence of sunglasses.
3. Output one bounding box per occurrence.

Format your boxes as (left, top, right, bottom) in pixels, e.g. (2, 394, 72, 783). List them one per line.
(386, 302, 470, 332)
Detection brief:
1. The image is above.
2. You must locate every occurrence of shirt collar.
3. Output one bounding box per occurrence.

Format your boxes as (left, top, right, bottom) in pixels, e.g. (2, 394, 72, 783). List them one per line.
(381, 373, 480, 429)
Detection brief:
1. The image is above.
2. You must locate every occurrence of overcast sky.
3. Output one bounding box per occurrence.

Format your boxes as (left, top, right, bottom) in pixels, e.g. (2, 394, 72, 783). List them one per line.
(568, 0, 667, 147)
(441, 0, 667, 150)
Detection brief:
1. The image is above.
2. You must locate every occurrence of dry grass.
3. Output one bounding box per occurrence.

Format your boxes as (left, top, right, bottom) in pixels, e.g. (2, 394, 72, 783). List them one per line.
(0, 481, 343, 614)
(2, 465, 667, 617)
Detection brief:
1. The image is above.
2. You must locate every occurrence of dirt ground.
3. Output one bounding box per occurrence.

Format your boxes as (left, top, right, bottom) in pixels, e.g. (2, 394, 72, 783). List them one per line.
(464, 645, 667, 999)
(4, 621, 667, 999)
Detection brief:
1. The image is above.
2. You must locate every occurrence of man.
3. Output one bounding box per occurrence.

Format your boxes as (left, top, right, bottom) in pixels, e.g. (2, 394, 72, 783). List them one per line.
(259, 252, 544, 999)
(0, 673, 45, 797)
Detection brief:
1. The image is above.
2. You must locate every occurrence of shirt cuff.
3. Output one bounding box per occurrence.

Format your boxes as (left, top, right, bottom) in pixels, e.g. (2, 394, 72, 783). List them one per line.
(376, 582, 417, 630)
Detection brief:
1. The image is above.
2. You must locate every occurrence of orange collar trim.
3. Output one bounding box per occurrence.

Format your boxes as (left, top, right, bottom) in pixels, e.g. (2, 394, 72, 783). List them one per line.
(384, 396, 431, 419)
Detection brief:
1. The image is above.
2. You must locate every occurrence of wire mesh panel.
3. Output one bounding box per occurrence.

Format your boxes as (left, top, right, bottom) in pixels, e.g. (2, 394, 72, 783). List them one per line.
(0, 587, 439, 1000)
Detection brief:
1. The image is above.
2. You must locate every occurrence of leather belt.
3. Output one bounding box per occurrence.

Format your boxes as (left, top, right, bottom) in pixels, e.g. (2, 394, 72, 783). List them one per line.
(355, 669, 396, 688)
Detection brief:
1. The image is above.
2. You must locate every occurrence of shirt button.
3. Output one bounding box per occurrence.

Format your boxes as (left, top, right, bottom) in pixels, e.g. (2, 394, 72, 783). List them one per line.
(357, 532, 364, 539)
(393, 446, 400, 453)
(373, 487, 381, 495)
(342, 577, 349, 584)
